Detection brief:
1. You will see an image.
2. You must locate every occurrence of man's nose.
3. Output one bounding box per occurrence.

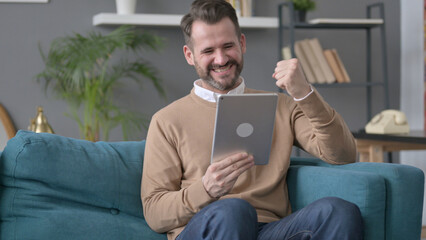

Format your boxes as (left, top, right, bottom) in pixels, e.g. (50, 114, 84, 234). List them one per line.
(213, 50, 228, 66)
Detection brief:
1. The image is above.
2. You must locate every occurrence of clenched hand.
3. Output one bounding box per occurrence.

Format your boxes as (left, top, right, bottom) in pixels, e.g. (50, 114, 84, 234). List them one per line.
(272, 58, 311, 99)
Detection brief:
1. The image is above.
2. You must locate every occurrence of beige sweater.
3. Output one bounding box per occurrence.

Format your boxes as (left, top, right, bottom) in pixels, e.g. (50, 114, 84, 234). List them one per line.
(141, 87, 356, 240)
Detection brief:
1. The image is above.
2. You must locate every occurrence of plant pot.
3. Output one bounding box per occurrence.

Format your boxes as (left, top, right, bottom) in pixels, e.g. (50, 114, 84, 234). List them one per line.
(115, 0, 137, 15)
(294, 10, 307, 23)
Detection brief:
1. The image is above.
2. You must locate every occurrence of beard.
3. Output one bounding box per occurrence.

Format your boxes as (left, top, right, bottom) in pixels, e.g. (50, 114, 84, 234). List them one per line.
(194, 58, 244, 92)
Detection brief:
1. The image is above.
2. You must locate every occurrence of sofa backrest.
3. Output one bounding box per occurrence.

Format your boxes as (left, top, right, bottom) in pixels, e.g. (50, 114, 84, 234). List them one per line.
(0, 130, 166, 240)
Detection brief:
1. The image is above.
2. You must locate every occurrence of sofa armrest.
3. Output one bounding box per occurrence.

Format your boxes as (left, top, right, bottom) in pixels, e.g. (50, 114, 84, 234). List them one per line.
(287, 163, 386, 240)
(289, 157, 424, 240)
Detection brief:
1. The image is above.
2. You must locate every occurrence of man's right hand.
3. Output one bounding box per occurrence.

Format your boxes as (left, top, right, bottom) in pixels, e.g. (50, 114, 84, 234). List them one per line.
(202, 152, 254, 198)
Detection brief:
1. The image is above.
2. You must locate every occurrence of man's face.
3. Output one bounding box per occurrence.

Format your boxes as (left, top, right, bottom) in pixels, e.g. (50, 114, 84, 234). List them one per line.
(183, 17, 246, 93)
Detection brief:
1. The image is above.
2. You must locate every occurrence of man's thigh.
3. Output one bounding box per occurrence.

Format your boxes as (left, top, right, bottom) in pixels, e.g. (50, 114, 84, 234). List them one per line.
(177, 198, 258, 240)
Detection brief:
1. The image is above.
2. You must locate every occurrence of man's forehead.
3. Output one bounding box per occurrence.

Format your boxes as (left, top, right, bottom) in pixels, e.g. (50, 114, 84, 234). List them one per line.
(190, 18, 239, 47)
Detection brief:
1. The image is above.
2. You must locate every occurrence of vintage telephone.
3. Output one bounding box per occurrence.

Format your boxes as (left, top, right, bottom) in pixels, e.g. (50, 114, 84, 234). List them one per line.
(365, 109, 410, 134)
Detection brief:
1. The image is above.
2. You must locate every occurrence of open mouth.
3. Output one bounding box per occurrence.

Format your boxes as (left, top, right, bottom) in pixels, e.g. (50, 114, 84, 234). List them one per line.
(210, 62, 234, 74)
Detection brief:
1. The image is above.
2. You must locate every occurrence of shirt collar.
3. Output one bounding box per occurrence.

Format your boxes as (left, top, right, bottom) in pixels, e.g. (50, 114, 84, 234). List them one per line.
(193, 78, 246, 103)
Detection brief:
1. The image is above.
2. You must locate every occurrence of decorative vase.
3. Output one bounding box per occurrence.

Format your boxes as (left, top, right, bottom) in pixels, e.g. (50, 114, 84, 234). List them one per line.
(28, 106, 54, 134)
(115, 0, 137, 15)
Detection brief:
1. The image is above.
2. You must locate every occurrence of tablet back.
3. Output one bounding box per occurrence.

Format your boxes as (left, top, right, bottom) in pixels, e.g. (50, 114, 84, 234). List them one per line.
(211, 93, 277, 165)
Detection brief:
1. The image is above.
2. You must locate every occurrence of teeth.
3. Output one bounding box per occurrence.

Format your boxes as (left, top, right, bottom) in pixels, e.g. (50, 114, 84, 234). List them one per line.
(213, 65, 231, 73)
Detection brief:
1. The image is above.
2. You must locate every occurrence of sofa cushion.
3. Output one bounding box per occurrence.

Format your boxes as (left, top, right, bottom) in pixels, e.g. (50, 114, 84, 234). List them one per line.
(0, 130, 166, 240)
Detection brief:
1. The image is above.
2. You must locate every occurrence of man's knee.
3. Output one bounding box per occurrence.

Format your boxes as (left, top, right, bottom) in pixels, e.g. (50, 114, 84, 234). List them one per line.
(206, 198, 257, 223)
(314, 197, 363, 231)
(317, 197, 361, 217)
(203, 198, 258, 239)
(178, 198, 258, 240)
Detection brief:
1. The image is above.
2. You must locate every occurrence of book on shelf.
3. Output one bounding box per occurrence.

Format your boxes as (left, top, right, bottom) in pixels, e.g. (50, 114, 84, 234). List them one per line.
(298, 39, 327, 84)
(226, 0, 253, 17)
(308, 38, 336, 84)
(281, 46, 292, 60)
(242, 0, 253, 17)
(308, 18, 384, 25)
(294, 41, 316, 84)
(323, 49, 345, 83)
(291, 38, 351, 84)
(331, 49, 351, 83)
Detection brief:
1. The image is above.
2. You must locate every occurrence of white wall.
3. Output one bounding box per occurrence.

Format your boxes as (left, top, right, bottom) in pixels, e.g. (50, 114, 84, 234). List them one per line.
(399, 0, 426, 225)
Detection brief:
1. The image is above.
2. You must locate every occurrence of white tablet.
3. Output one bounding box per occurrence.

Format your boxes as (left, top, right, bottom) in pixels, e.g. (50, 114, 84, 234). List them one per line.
(211, 93, 278, 165)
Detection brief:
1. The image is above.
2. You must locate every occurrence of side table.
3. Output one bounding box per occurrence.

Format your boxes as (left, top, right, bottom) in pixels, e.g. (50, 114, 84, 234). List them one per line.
(352, 130, 426, 162)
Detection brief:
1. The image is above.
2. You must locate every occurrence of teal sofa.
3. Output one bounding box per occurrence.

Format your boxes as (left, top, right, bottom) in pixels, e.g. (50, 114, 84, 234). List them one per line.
(0, 130, 424, 239)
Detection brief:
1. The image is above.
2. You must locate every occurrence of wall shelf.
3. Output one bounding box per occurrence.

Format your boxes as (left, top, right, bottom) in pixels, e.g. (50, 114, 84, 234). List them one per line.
(278, 2, 388, 121)
(93, 13, 278, 29)
(280, 22, 383, 30)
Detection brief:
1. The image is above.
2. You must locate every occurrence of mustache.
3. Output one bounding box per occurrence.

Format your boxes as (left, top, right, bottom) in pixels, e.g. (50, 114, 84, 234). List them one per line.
(209, 60, 237, 70)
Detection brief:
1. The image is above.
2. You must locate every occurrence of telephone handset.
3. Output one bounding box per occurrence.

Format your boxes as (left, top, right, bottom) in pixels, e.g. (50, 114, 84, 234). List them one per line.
(365, 109, 410, 134)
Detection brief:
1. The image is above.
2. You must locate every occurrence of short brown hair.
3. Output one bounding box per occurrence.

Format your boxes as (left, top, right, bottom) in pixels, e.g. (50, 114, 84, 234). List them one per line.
(180, 0, 241, 48)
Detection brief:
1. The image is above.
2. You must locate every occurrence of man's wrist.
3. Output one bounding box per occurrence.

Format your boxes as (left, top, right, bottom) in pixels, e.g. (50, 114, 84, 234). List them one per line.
(293, 85, 314, 101)
(202, 176, 215, 198)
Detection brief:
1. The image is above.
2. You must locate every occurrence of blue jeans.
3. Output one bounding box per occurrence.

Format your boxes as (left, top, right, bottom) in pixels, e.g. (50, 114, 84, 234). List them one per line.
(176, 197, 363, 240)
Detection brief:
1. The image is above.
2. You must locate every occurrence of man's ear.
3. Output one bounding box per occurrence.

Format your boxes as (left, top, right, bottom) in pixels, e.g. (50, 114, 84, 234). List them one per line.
(240, 33, 247, 54)
(183, 45, 195, 65)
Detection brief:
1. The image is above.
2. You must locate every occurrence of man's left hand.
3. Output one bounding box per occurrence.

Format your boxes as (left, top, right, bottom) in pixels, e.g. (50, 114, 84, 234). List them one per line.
(272, 58, 311, 99)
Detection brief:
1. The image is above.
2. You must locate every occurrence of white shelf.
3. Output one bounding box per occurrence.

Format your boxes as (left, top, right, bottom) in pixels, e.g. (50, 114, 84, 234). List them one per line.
(93, 13, 278, 29)
(308, 18, 384, 25)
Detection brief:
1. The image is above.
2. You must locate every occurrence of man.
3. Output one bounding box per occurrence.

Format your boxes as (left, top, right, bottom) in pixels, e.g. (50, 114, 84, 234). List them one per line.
(141, 0, 363, 239)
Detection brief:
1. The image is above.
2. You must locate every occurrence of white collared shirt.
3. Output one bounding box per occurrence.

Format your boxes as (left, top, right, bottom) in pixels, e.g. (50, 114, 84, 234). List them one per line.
(193, 77, 314, 102)
(193, 78, 246, 103)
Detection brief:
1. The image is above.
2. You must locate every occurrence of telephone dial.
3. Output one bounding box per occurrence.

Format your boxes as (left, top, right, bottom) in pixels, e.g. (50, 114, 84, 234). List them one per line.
(365, 109, 410, 134)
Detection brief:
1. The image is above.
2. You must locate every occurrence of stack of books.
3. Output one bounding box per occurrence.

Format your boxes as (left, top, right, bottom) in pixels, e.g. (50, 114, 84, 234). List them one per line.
(282, 38, 351, 84)
(226, 0, 253, 17)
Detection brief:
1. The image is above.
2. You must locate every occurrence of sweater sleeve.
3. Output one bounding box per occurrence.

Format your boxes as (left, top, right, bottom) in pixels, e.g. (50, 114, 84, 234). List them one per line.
(291, 88, 357, 164)
(141, 114, 217, 233)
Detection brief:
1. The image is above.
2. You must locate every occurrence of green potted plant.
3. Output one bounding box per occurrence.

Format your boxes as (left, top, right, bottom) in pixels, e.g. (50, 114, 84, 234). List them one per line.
(36, 25, 166, 141)
(290, 0, 316, 22)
